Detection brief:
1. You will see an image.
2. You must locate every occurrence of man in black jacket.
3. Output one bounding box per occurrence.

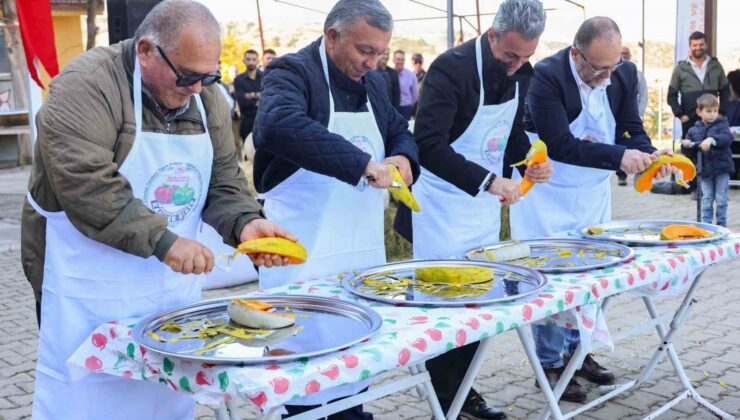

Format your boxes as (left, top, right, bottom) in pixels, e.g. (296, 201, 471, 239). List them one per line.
(512, 17, 674, 403)
(254, 1, 419, 418)
(377, 49, 401, 108)
(233, 49, 262, 141)
(395, 1, 552, 418)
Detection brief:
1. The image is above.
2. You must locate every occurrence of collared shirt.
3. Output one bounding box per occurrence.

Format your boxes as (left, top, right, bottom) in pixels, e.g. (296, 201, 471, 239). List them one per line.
(689, 56, 709, 83)
(397, 68, 419, 107)
(569, 53, 611, 141)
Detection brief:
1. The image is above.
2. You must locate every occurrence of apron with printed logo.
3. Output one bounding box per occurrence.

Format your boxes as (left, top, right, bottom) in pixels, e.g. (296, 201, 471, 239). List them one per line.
(413, 34, 519, 259)
(31, 58, 213, 420)
(259, 36, 385, 404)
(510, 78, 616, 239)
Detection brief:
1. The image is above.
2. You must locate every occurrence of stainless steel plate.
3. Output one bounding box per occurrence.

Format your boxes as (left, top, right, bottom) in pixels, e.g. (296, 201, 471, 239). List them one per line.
(464, 239, 634, 273)
(133, 295, 382, 364)
(578, 220, 729, 246)
(342, 260, 547, 307)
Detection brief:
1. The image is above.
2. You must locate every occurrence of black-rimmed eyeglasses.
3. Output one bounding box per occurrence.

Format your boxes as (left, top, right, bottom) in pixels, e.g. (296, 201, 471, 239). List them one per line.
(156, 45, 221, 87)
(575, 46, 623, 76)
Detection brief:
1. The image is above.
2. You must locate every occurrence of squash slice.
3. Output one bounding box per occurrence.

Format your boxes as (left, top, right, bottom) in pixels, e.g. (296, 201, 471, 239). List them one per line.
(659, 224, 712, 241)
(634, 155, 696, 193)
(233, 237, 307, 264)
(511, 139, 548, 196)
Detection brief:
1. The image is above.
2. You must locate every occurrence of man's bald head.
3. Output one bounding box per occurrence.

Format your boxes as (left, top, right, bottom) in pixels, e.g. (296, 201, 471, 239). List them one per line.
(134, 0, 221, 52)
(574, 17, 621, 53)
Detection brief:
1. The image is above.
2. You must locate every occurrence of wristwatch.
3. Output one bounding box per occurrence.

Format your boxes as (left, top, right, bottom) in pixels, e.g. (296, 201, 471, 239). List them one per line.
(482, 172, 497, 192)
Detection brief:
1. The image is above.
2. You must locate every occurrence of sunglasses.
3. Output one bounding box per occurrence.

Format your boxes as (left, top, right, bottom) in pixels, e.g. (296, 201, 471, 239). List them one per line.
(575, 47, 624, 77)
(156, 45, 221, 87)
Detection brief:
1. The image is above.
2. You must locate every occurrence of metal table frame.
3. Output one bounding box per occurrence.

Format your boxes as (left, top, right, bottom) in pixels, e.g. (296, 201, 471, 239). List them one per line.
(526, 266, 734, 420)
(212, 361, 446, 420)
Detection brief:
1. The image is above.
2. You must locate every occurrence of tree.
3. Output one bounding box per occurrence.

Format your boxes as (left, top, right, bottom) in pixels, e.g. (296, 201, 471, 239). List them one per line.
(220, 32, 252, 83)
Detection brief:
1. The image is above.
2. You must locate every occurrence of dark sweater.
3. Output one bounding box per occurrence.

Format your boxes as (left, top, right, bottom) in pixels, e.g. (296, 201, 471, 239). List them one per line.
(253, 37, 420, 193)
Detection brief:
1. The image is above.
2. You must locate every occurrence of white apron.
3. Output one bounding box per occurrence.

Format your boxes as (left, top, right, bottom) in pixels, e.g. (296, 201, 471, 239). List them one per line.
(258, 36, 385, 404)
(412, 34, 519, 259)
(510, 78, 616, 239)
(30, 58, 213, 420)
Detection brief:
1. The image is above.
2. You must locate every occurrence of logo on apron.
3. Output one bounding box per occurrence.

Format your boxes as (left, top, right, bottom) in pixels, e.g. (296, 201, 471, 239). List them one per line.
(480, 120, 509, 167)
(143, 162, 203, 226)
(349, 135, 377, 191)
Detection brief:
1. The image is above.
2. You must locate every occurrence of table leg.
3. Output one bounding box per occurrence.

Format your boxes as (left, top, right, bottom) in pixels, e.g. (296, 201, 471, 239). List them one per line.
(444, 336, 497, 420)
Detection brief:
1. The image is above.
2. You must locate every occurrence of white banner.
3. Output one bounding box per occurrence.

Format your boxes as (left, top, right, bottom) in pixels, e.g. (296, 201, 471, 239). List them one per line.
(673, 0, 705, 139)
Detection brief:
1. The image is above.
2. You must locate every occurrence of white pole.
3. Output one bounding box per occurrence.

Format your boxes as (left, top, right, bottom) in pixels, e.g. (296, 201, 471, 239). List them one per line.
(658, 84, 663, 142)
(447, 0, 454, 49)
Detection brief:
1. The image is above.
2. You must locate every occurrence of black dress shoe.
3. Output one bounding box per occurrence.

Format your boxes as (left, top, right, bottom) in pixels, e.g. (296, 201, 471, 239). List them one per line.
(565, 354, 616, 385)
(535, 367, 587, 403)
(459, 394, 507, 420)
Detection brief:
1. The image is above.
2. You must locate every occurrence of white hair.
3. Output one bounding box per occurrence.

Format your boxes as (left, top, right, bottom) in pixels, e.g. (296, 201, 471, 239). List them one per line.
(133, 0, 221, 52)
(324, 0, 393, 36)
(492, 0, 546, 40)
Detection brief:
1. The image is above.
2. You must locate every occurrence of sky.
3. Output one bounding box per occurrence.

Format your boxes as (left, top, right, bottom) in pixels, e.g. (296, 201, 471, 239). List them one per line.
(198, 0, 739, 68)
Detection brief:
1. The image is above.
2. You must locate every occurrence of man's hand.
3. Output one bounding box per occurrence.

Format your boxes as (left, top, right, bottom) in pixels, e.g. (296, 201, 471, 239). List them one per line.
(488, 176, 521, 205)
(383, 155, 413, 185)
(681, 139, 693, 149)
(365, 161, 393, 189)
(620, 149, 655, 174)
(700, 138, 713, 152)
(680, 115, 690, 123)
(652, 148, 677, 179)
(523, 160, 552, 184)
(163, 237, 214, 275)
(240, 219, 299, 268)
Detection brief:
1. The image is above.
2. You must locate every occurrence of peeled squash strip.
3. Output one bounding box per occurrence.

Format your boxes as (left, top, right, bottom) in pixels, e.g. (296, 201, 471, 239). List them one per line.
(481, 243, 531, 262)
(659, 224, 712, 240)
(227, 299, 296, 329)
(234, 238, 307, 264)
(415, 267, 493, 285)
(511, 140, 548, 196)
(388, 166, 421, 213)
(634, 155, 696, 193)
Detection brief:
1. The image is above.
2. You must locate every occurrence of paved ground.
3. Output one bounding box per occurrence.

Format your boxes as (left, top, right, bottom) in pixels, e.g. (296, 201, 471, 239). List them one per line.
(1, 167, 738, 420)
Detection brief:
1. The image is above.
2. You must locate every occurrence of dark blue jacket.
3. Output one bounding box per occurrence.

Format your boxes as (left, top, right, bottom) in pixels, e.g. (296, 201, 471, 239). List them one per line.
(524, 48, 655, 170)
(683, 116, 735, 179)
(253, 37, 420, 193)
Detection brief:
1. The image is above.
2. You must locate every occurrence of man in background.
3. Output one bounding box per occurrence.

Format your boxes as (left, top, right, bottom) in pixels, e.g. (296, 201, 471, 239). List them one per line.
(262, 48, 277, 70)
(394, 50, 419, 119)
(233, 49, 262, 142)
(616, 46, 647, 185)
(377, 49, 401, 109)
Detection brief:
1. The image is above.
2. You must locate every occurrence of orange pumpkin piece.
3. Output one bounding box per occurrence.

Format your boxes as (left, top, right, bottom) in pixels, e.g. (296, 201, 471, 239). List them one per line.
(634, 155, 696, 193)
(233, 237, 307, 264)
(659, 224, 712, 240)
(511, 140, 548, 196)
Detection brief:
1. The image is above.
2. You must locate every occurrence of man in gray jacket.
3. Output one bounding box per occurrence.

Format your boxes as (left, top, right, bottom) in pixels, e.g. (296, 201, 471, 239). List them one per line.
(23, 1, 295, 417)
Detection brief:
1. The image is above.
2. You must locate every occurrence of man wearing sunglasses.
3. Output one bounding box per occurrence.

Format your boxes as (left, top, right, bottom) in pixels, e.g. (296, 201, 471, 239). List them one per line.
(510, 17, 675, 403)
(23, 1, 296, 417)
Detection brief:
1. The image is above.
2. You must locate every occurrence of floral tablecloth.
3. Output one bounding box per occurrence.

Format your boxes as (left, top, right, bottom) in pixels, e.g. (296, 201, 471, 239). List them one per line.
(67, 232, 740, 412)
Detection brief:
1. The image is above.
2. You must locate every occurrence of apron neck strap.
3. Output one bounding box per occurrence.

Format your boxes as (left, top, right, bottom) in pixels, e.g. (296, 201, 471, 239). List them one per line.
(133, 56, 209, 135)
(475, 34, 486, 108)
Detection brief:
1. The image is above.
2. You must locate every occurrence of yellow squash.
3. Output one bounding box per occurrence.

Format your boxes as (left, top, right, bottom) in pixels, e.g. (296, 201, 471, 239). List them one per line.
(511, 140, 548, 196)
(634, 155, 696, 193)
(233, 238, 307, 264)
(659, 224, 712, 240)
(388, 165, 421, 212)
(414, 267, 493, 285)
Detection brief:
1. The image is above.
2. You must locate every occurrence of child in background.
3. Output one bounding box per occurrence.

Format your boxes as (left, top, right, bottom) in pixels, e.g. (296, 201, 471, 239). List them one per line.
(681, 93, 735, 226)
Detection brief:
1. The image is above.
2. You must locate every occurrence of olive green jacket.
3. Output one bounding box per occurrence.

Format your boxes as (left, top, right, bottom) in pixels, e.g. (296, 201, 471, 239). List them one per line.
(21, 39, 262, 293)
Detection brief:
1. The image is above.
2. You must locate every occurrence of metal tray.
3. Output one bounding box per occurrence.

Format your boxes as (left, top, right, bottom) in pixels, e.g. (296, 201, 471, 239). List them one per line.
(342, 260, 547, 307)
(464, 239, 634, 273)
(578, 220, 730, 246)
(133, 295, 382, 364)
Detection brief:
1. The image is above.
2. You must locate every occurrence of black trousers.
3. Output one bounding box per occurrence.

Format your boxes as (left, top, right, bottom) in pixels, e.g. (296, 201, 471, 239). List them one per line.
(239, 116, 256, 140)
(34, 289, 42, 328)
(426, 342, 479, 411)
(682, 119, 699, 192)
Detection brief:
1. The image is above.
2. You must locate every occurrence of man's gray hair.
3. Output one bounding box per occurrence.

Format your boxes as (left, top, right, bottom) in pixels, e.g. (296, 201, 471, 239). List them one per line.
(573, 17, 621, 51)
(324, 0, 393, 36)
(492, 0, 546, 40)
(134, 0, 221, 51)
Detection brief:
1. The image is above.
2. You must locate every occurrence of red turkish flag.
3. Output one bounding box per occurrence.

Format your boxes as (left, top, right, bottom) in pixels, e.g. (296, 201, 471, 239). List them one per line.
(16, 0, 59, 88)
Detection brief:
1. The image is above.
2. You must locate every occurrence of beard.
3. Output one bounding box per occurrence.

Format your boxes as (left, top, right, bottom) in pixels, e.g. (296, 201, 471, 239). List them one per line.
(246, 64, 257, 71)
(691, 49, 706, 60)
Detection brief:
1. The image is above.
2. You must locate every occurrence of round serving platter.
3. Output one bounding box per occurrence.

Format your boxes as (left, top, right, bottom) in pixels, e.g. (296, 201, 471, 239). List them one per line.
(342, 259, 547, 307)
(578, 220, 729, 246)
(133, 295, 382, 364)
(465, 239, 634, 274)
